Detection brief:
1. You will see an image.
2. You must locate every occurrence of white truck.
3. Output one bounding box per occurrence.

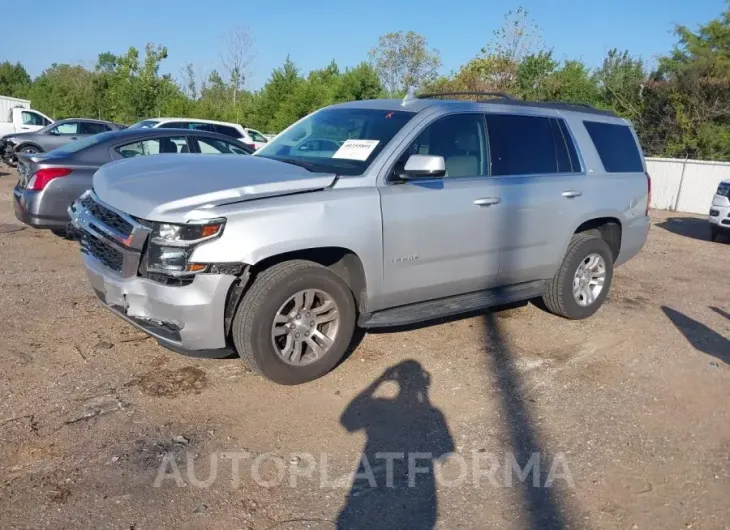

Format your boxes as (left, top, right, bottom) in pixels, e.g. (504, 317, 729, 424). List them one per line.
(0, 96, 53, 137)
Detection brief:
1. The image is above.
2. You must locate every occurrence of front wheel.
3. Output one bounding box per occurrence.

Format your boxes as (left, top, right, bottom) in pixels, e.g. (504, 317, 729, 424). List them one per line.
(543, 233, 614, 319)
(231, 260, 356, 385)
(18, 145, 40, 154)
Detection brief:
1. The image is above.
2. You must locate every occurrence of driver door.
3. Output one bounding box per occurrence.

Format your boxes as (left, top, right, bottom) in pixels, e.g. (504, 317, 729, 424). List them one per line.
(46, 122, 81, 150)
(379, 113, 505, 309)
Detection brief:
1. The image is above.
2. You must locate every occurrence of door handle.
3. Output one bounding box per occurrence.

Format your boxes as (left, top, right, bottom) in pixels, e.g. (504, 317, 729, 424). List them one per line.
(70, 137, 78, 140)
(562, 190, 582, 198)
(473, 197, 501, 206)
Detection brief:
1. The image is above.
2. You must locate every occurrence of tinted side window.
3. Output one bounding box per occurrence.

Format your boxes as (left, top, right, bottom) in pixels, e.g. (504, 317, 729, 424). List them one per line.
(404, 113, 487, 178)
(195, 137, 250, 155)
(215, 125, 243, 138)
(80, 122, 110, 135)
(583, 121, 643, 173)
(485, 114, 558, 175)
(117, 136, 188, 157)
(558, 120, 581, 172)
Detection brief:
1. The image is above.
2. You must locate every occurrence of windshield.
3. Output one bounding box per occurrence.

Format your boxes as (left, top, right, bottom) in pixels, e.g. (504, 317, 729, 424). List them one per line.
(128, 119, 159, 129)
(254, 108, 414, 175)
(49, 131, 117, 155)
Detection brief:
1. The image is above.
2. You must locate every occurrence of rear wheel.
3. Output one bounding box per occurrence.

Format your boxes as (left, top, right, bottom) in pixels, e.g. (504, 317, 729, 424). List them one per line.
(231, 260, 356, 385)
(543, 233, 614, 319)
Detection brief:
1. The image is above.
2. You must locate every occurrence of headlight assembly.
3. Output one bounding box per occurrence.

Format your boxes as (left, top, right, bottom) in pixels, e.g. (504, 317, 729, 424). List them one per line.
(143, 218, 225, 277)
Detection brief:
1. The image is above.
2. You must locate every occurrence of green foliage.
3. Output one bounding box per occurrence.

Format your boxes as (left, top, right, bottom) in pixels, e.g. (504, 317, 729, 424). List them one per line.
(7, 4, 730, 160)
(0, 61, 31, 98)
(368, 31, 441, 95)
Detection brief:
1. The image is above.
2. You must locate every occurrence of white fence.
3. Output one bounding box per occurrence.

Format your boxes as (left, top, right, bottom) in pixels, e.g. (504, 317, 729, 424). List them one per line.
(646, 157, 729, 215)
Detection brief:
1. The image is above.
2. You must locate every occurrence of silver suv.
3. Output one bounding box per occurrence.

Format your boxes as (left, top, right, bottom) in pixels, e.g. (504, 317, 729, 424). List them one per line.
(69, 93, 651, 384)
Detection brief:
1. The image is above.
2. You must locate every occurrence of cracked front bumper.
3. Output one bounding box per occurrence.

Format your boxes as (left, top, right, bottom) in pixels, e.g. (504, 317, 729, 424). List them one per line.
(83, 253, 236, 357)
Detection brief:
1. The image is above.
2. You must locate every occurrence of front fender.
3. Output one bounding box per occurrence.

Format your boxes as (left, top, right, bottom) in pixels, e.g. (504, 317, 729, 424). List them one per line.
(189, 187, 387, 309)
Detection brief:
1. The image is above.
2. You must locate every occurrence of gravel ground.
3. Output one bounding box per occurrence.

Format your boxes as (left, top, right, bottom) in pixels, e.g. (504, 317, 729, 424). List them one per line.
(0, 166, 728, 530)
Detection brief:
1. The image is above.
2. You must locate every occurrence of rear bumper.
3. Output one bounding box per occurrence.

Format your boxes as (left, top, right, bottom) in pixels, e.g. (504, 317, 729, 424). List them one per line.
(82, 253, 237, 357)
(615, 215, 650, 267)
(13, 185, 69, 229)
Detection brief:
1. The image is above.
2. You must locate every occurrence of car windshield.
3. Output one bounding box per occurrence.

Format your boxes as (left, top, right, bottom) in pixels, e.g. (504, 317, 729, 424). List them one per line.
(254, 108, 415, 175)
(49, 131, 117, 155)
(128, 120, 159, 129)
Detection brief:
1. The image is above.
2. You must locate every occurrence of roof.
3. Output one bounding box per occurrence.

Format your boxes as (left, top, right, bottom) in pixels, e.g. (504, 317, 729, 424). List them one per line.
(142, 117, 244, 127)
(55, 117, 117, 125)
(328, 94, 618, 118)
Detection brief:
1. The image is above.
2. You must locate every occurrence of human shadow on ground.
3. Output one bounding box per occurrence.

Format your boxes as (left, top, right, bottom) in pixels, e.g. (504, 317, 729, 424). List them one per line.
(336, 360, 454, 530)
(662, 306, 730, 364)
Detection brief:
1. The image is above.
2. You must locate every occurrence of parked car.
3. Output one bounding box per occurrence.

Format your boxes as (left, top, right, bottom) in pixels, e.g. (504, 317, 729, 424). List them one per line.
(709, 179, 730, 242)
(0, 95, 53, 137)
(69, 92, 651, 385)
(128, 117, 268, 151)
(244, 128, 269, 150)
(1, 118, 120, 165)
(14, 128, 253, 235)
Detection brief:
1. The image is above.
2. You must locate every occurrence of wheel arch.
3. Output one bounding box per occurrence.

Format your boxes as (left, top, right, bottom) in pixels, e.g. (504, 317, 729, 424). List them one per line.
(573, 217, 623, 261)
(15, 142, 44, 153)
(249, 246, 369, 312)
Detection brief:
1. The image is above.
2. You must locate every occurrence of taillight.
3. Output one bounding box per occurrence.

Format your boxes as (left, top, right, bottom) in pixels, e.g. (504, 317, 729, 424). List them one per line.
(645, 171, 651, 216)
(27, 168, 72, 191)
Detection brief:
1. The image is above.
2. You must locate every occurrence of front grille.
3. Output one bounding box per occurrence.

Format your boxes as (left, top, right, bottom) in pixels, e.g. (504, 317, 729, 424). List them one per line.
(80, 195, 133, 236)
(81, 233, 124, 272)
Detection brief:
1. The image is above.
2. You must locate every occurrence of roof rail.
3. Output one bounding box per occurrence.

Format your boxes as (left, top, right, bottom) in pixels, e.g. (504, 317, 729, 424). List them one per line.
(416, 91, 516, 101)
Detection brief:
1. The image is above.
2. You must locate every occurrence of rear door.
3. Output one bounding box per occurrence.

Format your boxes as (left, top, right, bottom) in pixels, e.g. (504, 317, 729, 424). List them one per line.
(379, 113, 505, 308)
(484, 113, 586, 285)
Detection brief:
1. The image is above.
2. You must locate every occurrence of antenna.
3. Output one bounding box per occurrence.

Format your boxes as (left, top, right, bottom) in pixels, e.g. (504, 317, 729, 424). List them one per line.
(401, 87, 417, 107)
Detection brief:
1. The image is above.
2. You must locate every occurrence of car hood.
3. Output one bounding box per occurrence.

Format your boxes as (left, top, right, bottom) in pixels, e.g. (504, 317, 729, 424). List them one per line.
(93, 154, 337, 222)
(2, 131, 38, 143)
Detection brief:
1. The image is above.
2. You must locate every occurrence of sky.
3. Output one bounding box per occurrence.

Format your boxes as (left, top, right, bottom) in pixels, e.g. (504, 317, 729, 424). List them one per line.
(3, 0, 726, 90)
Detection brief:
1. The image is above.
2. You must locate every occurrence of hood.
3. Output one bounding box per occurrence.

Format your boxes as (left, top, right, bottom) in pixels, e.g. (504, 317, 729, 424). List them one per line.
(2, 131, 37, 143)
(93, 154, 336, 221)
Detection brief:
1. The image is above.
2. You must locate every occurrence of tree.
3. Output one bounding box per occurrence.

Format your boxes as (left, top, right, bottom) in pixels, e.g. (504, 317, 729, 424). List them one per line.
(644, 3, 730, 158)
(180, 63, 198, 99)
(368, 31, 441, 94)
(595, 49, 646, 120)
(0, 61, 31, 98)
(220, 25, 255, 106)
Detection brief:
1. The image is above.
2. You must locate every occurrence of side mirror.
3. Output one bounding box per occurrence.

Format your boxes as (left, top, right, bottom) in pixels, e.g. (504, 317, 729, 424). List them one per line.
(403, 154, 446, 178)
(49, 129, 59, 135)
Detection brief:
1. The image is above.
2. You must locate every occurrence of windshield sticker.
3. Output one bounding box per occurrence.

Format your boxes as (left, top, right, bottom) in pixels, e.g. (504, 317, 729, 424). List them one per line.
(332, 139, 380, 161)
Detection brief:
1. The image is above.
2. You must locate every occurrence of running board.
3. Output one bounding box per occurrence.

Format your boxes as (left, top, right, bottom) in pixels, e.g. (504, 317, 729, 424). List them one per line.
(359, 280, 546, 328)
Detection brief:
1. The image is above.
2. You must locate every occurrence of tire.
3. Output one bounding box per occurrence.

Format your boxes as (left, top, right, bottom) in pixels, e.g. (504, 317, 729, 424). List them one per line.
(231, 260, 356, 385)
(50, 228, 71, 240)
(543, 233, 614, 320)
(18, 145, 40, 154)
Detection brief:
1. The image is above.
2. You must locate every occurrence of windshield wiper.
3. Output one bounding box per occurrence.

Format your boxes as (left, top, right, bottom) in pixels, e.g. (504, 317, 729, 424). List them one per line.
(260, 156, 317, 171)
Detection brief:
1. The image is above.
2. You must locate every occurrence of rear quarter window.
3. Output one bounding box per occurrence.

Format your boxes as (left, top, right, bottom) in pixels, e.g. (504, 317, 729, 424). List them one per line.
(583, 121, 643, 173)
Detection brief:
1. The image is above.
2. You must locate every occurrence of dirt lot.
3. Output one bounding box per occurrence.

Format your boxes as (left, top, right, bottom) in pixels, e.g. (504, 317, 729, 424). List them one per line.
(0, 166, 728, 530)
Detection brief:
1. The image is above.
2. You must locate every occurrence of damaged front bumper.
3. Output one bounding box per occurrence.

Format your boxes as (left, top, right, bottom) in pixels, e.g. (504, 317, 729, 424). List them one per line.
(83, 253, 237, 357)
